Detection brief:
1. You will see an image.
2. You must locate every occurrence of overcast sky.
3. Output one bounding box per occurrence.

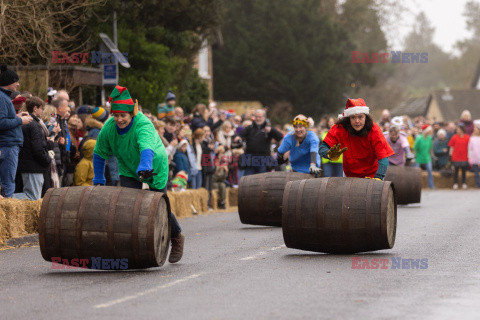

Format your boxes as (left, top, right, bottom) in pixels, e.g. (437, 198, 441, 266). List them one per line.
(386, 0, 473, 54)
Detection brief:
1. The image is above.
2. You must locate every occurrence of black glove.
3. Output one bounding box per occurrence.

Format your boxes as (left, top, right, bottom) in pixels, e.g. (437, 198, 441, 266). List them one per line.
(138, 169, 158, 182)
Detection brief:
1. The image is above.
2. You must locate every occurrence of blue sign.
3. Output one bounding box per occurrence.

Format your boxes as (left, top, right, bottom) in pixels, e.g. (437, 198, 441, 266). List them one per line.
(103, 64, 117, 85)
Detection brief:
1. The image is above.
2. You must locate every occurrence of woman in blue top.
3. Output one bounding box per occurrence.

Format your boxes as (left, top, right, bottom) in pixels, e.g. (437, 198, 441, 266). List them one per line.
(276, 115, 321, 175)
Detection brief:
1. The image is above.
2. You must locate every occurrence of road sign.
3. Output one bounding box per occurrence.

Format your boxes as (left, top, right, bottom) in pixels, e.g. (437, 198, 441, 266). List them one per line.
(103, 64, 117, 85)
(99, 33, 130, 68)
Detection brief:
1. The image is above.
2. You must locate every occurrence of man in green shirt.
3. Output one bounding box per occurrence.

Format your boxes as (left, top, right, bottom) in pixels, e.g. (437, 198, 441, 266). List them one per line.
(413, 124, 435, 189)
(93, 85, 184, 263)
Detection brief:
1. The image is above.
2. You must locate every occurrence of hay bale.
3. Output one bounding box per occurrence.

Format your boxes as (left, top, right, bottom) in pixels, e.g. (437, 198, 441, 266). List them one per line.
(422, 171, 476, 189)
(191, 188, 208, 213)
(24, 199, 42, 234)
(211, 190, 219, 210)
(0, 204, 7, 245)
(0, 198, 27, 238)
(227, 187, 238, 207)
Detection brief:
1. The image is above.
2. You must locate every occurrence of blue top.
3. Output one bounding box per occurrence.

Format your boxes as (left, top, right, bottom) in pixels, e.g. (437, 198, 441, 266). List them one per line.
(277, 130, 320, 173)
(0, 87, 23, 147)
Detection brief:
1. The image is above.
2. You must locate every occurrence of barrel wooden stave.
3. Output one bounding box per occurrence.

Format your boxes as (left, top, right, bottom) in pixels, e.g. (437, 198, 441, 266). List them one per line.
(385, 165, 421, 204)
(282, 177, 396, 254)
(238, 172, 313, 226)
(39, 186, 170, 269)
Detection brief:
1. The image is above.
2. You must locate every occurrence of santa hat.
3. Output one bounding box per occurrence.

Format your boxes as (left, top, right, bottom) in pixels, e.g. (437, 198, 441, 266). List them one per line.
(109, 85, 137, 115)
(338, 98, 369, 119)
(421, 124, 432, 133)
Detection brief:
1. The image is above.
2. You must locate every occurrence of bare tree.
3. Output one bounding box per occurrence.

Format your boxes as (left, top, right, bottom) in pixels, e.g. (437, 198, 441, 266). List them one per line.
(0, 0, 106, 65)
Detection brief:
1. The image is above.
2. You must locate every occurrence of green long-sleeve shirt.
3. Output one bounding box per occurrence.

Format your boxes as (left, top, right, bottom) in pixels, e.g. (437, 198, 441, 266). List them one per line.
(413, 134, 432, 164)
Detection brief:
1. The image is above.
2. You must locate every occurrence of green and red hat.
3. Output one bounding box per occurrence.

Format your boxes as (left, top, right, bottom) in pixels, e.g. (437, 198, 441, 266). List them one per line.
(109, 85, 135, 113)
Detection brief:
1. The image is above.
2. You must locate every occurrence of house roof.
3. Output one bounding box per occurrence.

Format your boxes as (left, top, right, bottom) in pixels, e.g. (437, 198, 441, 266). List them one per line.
(431, 89, 480, 121)
(390, 96, 431, 118)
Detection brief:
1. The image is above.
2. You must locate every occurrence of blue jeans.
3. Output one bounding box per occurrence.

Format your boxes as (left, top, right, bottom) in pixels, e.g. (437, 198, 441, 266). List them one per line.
(190, 171, 202, 189)
(472, 164, 479, 187)
(0, 145, 20, 198)
(323, 162, 343, 177)
(416, 161, 434, 189)
(21, 173, 44, 200)
(244, 165, 267, 176)
(119, 175, 181, 238)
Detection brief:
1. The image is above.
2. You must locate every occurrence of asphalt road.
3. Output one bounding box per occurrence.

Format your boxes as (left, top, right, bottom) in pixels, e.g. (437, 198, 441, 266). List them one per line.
(1, 190, 480, 320)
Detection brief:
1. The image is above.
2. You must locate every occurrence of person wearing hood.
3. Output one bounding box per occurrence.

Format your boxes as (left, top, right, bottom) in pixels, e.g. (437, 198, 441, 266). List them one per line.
(157, 91, 176, 120)
(93, 85, 185, 264)
(74, 139, 96, 186)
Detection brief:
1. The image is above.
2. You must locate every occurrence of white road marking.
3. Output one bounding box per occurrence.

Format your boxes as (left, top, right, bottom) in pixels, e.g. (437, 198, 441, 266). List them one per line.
(239, 245, 285, 261)
(94, 273, 202, 309)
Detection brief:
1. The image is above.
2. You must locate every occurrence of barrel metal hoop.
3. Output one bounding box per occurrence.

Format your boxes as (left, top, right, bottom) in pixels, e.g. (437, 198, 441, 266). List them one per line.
(132, 191, 145, 267)
(54, 187, 70, 257)
(107, 187, 123, 257)
(39, 188, 55, 261)
(341, 178, 353, 247)
(365, 179, 375, 248)
(147, 192, 164, 266)
(316, 177, 329, 246)
(75, 186, 93, 259)
(380, 181, 391, 247)
(295, 179, 307, 245)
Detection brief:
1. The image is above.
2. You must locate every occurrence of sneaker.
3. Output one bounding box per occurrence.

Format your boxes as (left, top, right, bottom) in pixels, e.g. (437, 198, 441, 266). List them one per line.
(219, 201, 226, 210)
(462, 183, 467, 189)
(169, 234, 185, 263)
(453, 183, 458, 190)
(208, 206, 213, 211)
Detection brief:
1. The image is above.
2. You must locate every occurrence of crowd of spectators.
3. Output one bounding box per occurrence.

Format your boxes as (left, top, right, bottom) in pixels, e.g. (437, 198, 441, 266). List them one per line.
(1, 67, 479, 205)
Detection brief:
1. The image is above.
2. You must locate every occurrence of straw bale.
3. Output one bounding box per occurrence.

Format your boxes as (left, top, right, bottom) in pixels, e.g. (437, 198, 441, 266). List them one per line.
(0, 204, 7, 245)
(227, 187, 238, 207)
(24, 199, 42, 234)
(421, 171, 476, 189)
(0, 198, 26, 238)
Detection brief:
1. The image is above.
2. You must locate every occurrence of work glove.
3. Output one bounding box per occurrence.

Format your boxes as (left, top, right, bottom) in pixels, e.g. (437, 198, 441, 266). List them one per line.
(365, 176, 382, 181)
(138, 169, 158, 182)
(327, 144, 347, 161)
(309, 163, 322, 175)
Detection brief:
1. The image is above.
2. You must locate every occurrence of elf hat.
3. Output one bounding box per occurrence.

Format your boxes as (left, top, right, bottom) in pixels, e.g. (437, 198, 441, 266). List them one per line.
(109, 85, 138, 115)
(338, 98, 369, 119)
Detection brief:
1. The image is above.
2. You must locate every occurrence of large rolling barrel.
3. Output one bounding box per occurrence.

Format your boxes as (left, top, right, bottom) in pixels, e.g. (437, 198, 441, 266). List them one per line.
(385, 165, 421, 205)
(39, 186, 171, 269)
(282, 177, 396, 254)
(238, 172, 314, 226)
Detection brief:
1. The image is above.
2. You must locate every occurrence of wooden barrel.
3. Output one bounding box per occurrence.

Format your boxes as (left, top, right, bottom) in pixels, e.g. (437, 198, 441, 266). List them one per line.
(385, 165, 421, 205)
(238, 172, 313, 226)
(39, 186, 171, 269)
(282, 177, 396, 254)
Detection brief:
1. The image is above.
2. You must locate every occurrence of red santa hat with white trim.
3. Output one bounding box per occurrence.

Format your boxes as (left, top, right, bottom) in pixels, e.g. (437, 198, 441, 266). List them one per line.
(338, 98, 370, 119)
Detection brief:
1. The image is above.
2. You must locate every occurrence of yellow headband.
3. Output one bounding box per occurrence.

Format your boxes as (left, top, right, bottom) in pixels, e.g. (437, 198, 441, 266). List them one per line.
(292, 118, 309, 127)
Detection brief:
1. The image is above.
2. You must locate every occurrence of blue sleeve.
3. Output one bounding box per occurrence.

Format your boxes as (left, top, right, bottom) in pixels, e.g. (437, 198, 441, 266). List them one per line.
(277, 134, 292, 154)
(136, 148, 154, 175)
(308, 132, 320, 153)
(374, 157, 389, 180)
(318, 141, 331, 158)
(93, 153, 106, 185)
(0, 102, 22, 131)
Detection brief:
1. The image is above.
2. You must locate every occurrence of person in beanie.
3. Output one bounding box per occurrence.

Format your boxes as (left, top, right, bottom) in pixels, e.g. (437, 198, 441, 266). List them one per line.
(0, 64, 33, 197)
(93, 85, 185, 263)
(157, 90, 176, 120)
(318, 98, 394, 180)
(74, 139, 96, 186)
(276, 114, 321, 175)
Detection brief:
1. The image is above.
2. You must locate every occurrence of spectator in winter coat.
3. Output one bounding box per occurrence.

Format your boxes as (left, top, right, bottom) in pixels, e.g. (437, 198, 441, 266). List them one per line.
(0, 64, 33, 198)
(157, 91, 176, 120)
(459, 110, 474, 136)
(52, 98, 70, 184)
(213, 145, 228, 209)
(17, 96, 52, 200)
(201, 125, 216, 209)
(449, 124, 470, 189)
(190, 103, 224, 133)
(74, 139, 96, 186)
(41, 105, 61, 192)
(433, 129, 449, 170)
(235, 109, 283, 176)
(173, 140, 190, 176)
(468, 121, 480, 188)
(189, 128, 204, 189)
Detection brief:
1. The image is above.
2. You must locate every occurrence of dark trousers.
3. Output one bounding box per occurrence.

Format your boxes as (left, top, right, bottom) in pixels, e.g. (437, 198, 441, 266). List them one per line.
(453, 162, 467, 184)
(202, 172, 214, 207)
(120, 175, 181, 238)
